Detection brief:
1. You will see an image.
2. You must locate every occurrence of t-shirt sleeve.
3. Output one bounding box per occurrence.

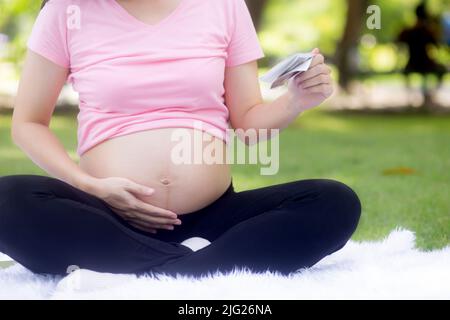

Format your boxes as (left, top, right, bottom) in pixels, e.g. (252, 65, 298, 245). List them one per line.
(225, 0, 265, 67)
(27, 1, 70, 68)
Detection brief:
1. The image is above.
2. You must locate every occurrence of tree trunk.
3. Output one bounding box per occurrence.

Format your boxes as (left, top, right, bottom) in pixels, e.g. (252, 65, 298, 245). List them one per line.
(245, 0, 269, 31)
(335, 0, 369, 90)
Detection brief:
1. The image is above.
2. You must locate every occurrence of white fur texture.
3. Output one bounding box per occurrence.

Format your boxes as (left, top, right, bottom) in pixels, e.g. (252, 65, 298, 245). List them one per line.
(0, 229, 449, 299)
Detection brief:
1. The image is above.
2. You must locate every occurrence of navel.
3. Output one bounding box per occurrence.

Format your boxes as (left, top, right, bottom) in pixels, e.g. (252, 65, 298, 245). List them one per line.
(160, 177, 171, 185)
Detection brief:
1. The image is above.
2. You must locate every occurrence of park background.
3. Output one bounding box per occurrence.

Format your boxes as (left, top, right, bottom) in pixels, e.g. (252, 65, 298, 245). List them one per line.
(0, 0, 449, 253)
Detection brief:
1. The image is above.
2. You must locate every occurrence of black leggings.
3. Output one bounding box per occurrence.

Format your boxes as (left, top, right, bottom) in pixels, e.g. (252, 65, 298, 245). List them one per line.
(0, 175, 361, 277)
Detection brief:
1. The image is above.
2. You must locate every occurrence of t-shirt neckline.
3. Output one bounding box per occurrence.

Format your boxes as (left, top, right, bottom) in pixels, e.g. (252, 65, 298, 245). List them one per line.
(111, 0, 187, 29)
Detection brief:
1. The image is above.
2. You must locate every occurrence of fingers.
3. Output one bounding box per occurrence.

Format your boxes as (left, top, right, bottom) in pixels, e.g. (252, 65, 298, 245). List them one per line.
(309, 53, 325, 68)
(303, 84, 334, 97)
(134, 200, 178, 219)
(295, 63, 331, 83)
(126, 210, 181, 226)
(124, 180, 155, 196)
(106, 179, 184, 228)
(119, 181, 176, 219)
(111, 190, 181, 224)
(135, 220, 175, 231)
(109, 208, 144, 229)
(112, 207, 176, 232)
(131, 198, 182, 225)
(289, 50, 332, 98)
(299, 73, 331, 89)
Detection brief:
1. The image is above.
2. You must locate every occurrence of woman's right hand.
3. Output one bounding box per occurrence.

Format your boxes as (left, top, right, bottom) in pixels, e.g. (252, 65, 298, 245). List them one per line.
(83, 176, 181, 234)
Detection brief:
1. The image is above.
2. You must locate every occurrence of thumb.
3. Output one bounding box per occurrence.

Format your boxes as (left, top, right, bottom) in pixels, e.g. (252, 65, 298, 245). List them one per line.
(125, 180, 155, 196)
(312, 48, 320, 55)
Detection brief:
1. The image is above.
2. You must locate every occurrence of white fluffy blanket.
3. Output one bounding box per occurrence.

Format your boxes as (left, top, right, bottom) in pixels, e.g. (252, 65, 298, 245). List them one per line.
(0, 229, 449, 299)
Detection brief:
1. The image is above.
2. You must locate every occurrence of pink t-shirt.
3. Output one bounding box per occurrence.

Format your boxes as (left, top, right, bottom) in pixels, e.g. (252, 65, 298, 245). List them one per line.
(27, 0, 265, 156)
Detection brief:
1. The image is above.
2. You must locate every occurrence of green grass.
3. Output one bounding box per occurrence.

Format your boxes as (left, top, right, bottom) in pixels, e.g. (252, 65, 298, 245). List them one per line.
(1, 109, 449, 250)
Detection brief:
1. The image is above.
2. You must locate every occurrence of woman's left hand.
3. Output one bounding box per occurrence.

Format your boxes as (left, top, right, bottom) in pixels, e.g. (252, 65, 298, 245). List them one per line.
(287, 48, 334, 112)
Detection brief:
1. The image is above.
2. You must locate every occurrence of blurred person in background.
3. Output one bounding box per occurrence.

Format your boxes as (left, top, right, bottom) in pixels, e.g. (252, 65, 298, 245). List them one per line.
(397, 1, 448, 106)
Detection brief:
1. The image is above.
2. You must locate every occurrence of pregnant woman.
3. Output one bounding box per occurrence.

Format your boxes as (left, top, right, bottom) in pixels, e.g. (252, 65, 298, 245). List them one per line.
(0, 0, 361, 277)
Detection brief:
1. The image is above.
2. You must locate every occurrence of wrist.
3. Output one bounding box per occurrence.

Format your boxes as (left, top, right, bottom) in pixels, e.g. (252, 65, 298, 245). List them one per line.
(285, 90, 304, 116)
(72, 173, 99, 194)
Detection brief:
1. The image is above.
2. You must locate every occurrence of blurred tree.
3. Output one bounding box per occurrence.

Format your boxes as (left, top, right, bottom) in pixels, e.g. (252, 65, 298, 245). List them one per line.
(246, 0, 270, 31)
(0, 0, 40, 70)
(335, 0, 369, 90)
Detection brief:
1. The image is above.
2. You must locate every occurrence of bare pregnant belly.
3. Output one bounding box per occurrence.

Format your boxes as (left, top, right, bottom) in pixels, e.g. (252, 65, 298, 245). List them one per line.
(79, 128, 232, 215)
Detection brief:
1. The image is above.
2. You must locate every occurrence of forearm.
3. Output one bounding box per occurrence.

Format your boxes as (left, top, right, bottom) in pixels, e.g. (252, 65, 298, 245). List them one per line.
(237, 91, 302, 132)
(11, 122, 94, 191)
